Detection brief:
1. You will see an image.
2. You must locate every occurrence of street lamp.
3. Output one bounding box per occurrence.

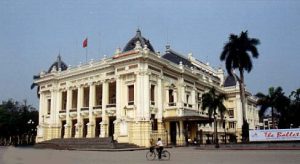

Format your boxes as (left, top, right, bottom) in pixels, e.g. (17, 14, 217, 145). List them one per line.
(27, 119, 35, 144)
(224, 117, 227, 144)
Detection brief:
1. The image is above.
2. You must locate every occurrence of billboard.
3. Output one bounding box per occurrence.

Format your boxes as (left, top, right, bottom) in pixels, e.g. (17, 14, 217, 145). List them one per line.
(249, 128, 300, 141)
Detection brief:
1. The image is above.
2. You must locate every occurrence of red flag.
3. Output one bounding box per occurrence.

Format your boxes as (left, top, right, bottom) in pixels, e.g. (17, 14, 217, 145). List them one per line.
(83, 38, 88, 48)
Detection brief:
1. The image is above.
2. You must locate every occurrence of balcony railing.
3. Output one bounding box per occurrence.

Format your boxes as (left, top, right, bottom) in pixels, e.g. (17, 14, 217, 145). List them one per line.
(168, 102, 176, 106)
(106, 104, 116, 108)
(128, 101, 134, 105)
(69, 109, 77, 112)
(93, 105, 102, 109)
(81, 107, 89, 111)
(59, 110, 66, 113)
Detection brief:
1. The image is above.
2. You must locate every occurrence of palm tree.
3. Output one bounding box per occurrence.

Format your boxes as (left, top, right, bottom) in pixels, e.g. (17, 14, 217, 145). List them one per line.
(202, 87, 227, 148)
(220, 31, 260, 141)
(256, 87, 288, 129)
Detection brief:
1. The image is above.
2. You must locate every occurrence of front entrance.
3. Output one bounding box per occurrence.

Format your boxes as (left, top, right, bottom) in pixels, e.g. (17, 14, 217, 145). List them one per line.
(82, 119, 89, 138)
(170, 121, 177, 145)
(95, 117, 102, 137)
(109, 116, 116, 139)
(61, 120, 66, 138)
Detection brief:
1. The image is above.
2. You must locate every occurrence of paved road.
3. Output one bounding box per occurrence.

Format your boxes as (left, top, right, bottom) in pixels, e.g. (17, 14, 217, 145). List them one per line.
(1, 146, 300, 164)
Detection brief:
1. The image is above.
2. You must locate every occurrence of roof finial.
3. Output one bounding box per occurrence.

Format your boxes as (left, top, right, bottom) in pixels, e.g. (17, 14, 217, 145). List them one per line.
(136, 28, 141, 36)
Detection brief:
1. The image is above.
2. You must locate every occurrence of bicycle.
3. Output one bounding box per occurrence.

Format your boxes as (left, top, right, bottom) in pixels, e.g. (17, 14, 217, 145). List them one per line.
(146, 148, 170, 160)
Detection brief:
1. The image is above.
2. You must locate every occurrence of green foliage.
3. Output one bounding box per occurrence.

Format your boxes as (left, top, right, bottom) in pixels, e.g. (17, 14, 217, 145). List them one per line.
(0, 99, 38, 145)
(256, 87, 300, 129)
(202, 87, 227, 147)
(220, 31, 260, 76)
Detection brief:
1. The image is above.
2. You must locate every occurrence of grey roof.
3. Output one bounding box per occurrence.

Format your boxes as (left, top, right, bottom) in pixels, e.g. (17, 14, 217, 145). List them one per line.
(123, 29, 155, 53)
(162, 48, 193, 67)
(47, 55, 68, 73)
(224, 75, 237, 87)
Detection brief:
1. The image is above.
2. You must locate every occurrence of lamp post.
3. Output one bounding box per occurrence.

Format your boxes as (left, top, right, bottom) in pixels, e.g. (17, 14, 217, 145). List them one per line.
(27, 119, 34, 144)
(224, 117, 227, 144)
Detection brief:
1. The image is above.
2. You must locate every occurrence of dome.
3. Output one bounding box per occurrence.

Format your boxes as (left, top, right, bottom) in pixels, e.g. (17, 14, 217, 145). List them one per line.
(47, 55, 68, 73)
(224, 75, 237, 87)
(123, 29, 155, 53)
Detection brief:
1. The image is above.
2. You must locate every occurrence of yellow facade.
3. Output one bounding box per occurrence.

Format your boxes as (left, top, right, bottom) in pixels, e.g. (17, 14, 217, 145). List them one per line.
(34, 30, 259, 146)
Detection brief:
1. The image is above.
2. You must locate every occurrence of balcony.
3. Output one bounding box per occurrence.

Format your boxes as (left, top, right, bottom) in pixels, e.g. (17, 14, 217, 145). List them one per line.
(106, 104, 116, 108)
(58, 110, 66, 119)
(168, 102, 176, 106)
(93, 105, 102, 110)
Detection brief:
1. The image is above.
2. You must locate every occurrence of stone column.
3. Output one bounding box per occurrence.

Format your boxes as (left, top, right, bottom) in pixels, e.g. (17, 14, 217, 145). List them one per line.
(157, 76, 163, 121)
(100, 81, 108, 137)
(116, 77, 122, 119)
(64, 88, 72, 138)
(191, 88, 196, 109)
(75, 86, 83, 138)
(87, 83, 96, 138)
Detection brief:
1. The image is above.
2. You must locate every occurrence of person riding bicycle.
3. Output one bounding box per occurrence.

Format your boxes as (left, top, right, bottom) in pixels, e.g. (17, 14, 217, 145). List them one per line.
(156, 138, 164, 159)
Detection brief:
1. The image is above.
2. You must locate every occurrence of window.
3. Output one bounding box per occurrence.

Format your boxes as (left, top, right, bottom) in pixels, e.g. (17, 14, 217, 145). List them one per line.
(169, 89, 174, 103)
(229, 122, 235, 129)
(109, 81, 116, 104)
(151, 114, 158, 131)
(186, 94, 189, 104)
(150, 85, 155, 105)
(47, 99, 51, 114)
(128, 85, 134, 105)
(228, 109, 234, 118)
(61, 91, 67, 110)
(83, 87, 89, 107)
(72, 89, 78, 109)
(95, 84, 102, 106)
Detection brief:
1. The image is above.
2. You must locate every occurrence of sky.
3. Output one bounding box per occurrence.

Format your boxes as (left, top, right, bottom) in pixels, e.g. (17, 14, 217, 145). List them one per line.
(0, 0, 300, 108)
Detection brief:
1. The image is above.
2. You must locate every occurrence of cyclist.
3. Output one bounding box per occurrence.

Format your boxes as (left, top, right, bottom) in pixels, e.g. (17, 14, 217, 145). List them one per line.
(156, 138, 164, 159)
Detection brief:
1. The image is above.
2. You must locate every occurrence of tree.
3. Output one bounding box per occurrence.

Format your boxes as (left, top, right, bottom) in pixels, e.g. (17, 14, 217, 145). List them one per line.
(288, 88, 300, 128)
(202, 87, 227, 148)
(0, 99, 38, 145)
(256, 87, 289, 129)
(220, 31, 260, 142)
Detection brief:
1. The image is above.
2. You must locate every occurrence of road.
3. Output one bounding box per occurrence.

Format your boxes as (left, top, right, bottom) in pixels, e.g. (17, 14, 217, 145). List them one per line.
(1, 146, 300, 164)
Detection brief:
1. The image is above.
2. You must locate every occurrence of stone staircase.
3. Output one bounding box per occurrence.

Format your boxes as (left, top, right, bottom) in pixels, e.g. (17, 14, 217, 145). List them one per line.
(34, 137, 140, 150)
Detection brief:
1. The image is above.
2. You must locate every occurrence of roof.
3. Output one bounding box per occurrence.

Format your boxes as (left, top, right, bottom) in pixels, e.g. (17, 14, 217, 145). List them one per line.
(47, 55, 68, 73)
(162, 47, 193, 67)
(224, 75, 237, 87)
(123, 29, 155, 53)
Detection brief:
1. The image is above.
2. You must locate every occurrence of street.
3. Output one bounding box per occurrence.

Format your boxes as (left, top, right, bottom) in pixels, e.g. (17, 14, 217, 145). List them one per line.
(1, 146, 300, 164)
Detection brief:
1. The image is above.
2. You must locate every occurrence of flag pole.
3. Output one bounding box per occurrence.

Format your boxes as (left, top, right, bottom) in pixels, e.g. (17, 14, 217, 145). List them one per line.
(86, 46, 88, 63)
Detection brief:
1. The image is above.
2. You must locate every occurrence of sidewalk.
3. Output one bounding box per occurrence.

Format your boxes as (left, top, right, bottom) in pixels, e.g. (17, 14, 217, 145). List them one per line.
(195, 143, 300, 150)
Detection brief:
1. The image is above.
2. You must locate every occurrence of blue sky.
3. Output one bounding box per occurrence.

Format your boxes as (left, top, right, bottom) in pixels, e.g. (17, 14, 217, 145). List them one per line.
(0, 0, 300, 108)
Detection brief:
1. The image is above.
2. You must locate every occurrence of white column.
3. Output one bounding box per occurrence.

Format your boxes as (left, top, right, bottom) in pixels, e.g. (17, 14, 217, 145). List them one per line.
(116, 77, 122, 118)
(157, 77, 163, 120)
(135, 73, 142, 119)
(64, 88, 72, 138)
(56, 91, 62, 124)
(87, 83, 95, 138)
(50, 89, 57, 125)
(75, 86, 83, 138)
(143, 73, 150, 119)
(101, 81, 108, 137)
(191, 88, 196, 108)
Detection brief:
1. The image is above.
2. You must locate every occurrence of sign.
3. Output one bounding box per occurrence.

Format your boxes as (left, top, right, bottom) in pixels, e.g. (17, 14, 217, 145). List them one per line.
(249, 128, 300, 141)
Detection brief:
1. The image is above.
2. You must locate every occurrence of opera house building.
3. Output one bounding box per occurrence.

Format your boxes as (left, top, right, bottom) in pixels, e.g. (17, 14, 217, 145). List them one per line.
(33, 30, 259, 147)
